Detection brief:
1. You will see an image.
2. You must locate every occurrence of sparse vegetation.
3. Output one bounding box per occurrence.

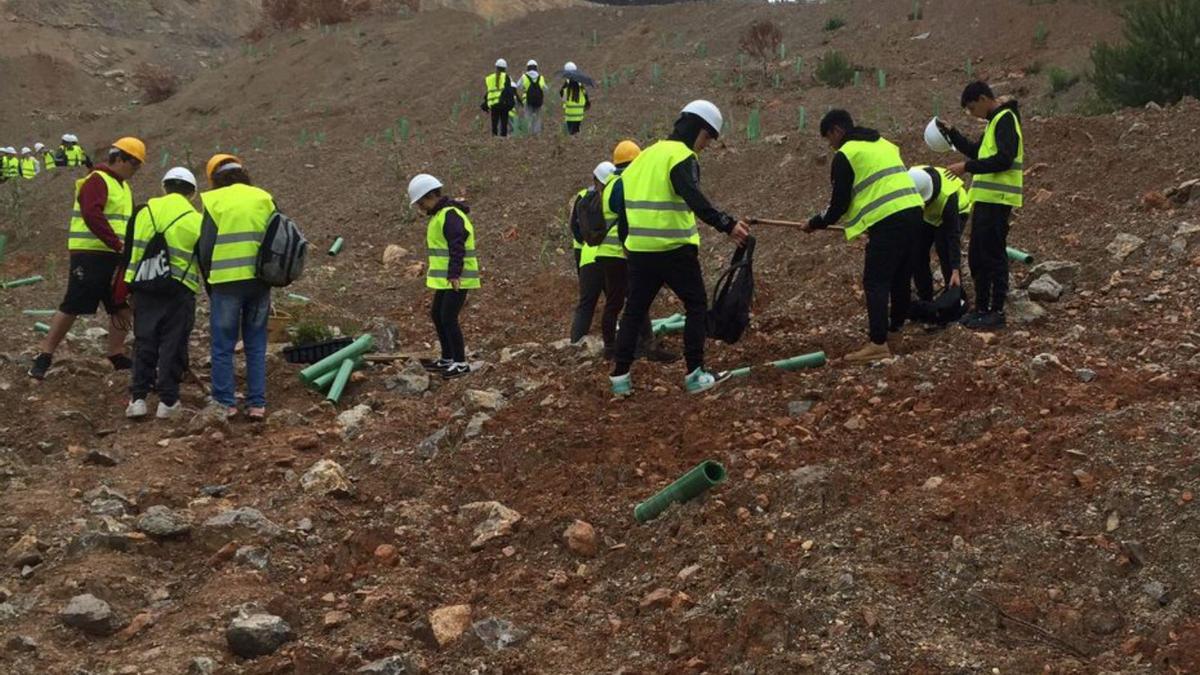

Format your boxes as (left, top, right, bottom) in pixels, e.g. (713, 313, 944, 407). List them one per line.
(290, 319, 334, 347)
(261, 0, 371, 30)
(132, 62, 179, 104)
(1092, 0, 1200, 107)
(1048, 66, 1079, 93)
(824, 16, 846, 32)
(1025, 60, 1044, 75)
(815, 50, 854, 88)
(1033, 21, 1048, 47)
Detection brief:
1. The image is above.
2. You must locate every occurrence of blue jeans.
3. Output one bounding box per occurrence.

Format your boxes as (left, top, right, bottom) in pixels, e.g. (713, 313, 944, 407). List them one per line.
(209, 290, 270, 408)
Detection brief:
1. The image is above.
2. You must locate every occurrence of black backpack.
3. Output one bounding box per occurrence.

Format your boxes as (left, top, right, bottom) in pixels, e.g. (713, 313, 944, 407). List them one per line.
(576, 188, 610, 246)
(707, 236, 755, 344)
(910, 285, 968, 325)
(498, 75, 516, 109)
(525, 75, 544, 108)
(129, 207, 192, 295)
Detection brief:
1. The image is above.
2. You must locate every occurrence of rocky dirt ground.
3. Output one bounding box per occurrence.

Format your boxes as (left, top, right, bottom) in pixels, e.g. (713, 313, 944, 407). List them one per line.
(1, 0, 1198, 673)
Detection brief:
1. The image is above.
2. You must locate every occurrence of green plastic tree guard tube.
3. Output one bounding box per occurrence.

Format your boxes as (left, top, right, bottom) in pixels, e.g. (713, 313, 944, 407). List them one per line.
(1007, 247, 1034, 265)
(22, 309, 56, 316)
(328, 237, 344, 256)
(325, 358, 356, 402)
(33, 322, 51, 334)
(286, 293, 311, 303)
(299, 334, 374, 384)
(309, 356, 365, 391)
(634, 460, 727, 523)
(726, 366, 753, 379)
(2, 275, 45, 289)
(770, 352, 827, 371)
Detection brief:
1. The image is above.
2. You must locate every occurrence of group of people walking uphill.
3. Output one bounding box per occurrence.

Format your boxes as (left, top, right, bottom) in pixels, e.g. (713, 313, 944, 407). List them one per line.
(483, 58, 590, 137)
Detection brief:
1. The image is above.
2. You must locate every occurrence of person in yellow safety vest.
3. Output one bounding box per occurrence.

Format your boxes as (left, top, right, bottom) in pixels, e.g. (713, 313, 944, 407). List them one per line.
(569, 161, 617, 343)
(907, 166, 970, 310)
(122, 167, 203, 420)
(0, 147, 17, 181)
(802, 109, 925, 364)
(35, 143, 54, 172)
(560, 62, 589, 136)
(517, 59, 548, 135)
(608, 100, 751, 396)
(28, 137, 146, 381)
(482, 58, 516, 138)
(408, 173, 480, 380)
(196, 154, 276, 420)
(61, 134, 91, 168)
(18, 147, 39, 179)
(940, 81, 1024, 330)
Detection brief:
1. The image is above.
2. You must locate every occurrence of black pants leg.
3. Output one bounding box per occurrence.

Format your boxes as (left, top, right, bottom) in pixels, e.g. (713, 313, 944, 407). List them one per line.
(911, 222, 937, 302)
(613, 253, 665, 376)
(566, 121, 581, 135)
(130, 291, 164, 401)
(490, 107, 509, 137)
(154, 293, 195, 406)
(658, 246, 708, 373)
(601, 257, 657, 350)
(431, 291, 453, 360)
(863, 213, 916, 345)
(571, 262, 605, 342)
(968, 203, 1012, 313)
(432, 289, 468, 362)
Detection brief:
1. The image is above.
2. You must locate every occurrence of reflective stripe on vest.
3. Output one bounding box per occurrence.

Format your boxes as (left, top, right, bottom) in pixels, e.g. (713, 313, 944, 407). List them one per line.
(913, 165, 971, 227)
(43, 153, 56, 170)
(19, 158, 36, 179)
(620, 140, 700, 252)
(596, 175, 626, 260)
(200, 183, 275, 285)
(426, 205, 481, 290)
(485, 72, 507, 107)
(970, 108, 1024, 208)
(123, 193, 204, 293)
(68, 171, 132, 253)
(0, 157, 16, 178)
(64, 146, 86, 167)
(571, 187, 587, 251)
(839, 138, 924, 241)
(563, 87, 587, 122)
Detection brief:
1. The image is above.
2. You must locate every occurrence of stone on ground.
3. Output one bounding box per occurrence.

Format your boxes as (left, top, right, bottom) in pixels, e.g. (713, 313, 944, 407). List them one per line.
(459, 501, 522, 550)
(60, 594, 121, 636)
(300, 458, 355, 497)
(429, 604, 472, 646)
(225, 613, 295, 658)
(137, 505, 193, 538)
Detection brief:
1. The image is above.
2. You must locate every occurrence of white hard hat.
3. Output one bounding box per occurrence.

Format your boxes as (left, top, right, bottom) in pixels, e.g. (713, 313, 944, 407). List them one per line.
(34, 142, 44, 151)
(0, 147, 11, 155)
(63, 133, 78, 143)
(527, 59, 538, 68)
(408, 173, 444, 206)
(681, 100, 724, 137)
(495, 58, 508, 69)
(162, 166, 197, 188)
(924, 118, 952, 153)
(908, 167, 934, 203)
(593, 161, 617, 184)
(20, 147, 31, 154)
(564, 61, 577, 73)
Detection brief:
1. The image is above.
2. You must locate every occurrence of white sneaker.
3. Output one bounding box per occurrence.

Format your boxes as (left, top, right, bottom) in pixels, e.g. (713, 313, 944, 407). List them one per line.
(156, 401, 183, 420)
(126, 399, 148, 418)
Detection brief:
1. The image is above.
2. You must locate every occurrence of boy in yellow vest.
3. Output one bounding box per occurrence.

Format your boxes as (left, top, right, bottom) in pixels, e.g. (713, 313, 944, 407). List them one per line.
(941, 81, 1024, 330)
(123, 167, 202, 420)
(408, 174, 480, 379)
(804, 110, 925, 364)
(906, 166, 967, 303)
(29, 137, 145, 380)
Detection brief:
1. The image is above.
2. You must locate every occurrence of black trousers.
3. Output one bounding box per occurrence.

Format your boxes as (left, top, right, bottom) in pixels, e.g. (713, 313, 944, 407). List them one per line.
(432, 289, 468, 362)
(968, 202, 1012, 312)
(130, 290, 195, 405)
(911, 222, 958, 302)
(490, 106, 510, 137)
(614, 246, 707, 376)
(571, 261, 605, 342)
(566, 121, 582, 135)
(571, 257, 654, 347)
(863, 210, 919, 345)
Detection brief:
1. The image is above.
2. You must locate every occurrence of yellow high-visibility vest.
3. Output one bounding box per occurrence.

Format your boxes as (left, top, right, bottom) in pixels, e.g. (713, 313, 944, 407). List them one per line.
(426, 205, 481, 290)
(913, 165, 971, 227)
(68, 171, 132, 253)
(838, 138, 924, 240)
(970, 108, 1024, 208)
(485, 72, 509, 108)
(201, 183, 275, 285)
(596, 174, 625, 260)
(563, 86, 587, 122)
(620, 140, 699, 253)
(124, 193, 203, 293)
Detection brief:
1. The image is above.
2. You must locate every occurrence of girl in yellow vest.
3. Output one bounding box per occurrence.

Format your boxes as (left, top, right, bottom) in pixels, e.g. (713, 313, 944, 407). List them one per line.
(569, 161, 617, 343)
(408, 174, 480, 379)
(560, 62, 589, 136)
(907, 166, 967, 304)
(197, 154, 275, 419)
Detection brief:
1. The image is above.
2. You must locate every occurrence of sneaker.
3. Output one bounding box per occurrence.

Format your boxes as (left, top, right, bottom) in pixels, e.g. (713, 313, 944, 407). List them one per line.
(420, 358, 452, 373)
(156, 401, 182, 420)
(968, 311, 1007, 330)
(442, 363, 471, 379)
(108, 354, 133, 371)
(958, 309, 987, 326)
(126, 399, 148, 418)
(684, 368, 729, 395)
(609, 373, 633, 397)
(844, 342, 892, 364)
(247, 406, 266, 420)
(28, 353, 52, 380)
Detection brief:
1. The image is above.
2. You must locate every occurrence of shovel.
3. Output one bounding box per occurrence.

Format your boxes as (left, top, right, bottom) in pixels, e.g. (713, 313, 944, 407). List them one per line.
(748, 217, 845, 231)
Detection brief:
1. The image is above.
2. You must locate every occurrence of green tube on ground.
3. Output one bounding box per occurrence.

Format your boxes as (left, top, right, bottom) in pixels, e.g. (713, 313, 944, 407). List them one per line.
(309, 356, 364, 391)
(726, 366, 752, 379)
(33, 321, 50, 333)
(770, 352, 827, 371)
(328, 237, 344, 256)
(1006, 247, 1034, 265)
(325, 358, 355, 402)
(299, 334, 374, 384)
(651, 313, 683, 329)
(634, 460, 727, 524)
(0, 233, 7, 263)
(2, 275, 45, 289)
(286, 293, 311, 303)
(22, 309, 57, 316)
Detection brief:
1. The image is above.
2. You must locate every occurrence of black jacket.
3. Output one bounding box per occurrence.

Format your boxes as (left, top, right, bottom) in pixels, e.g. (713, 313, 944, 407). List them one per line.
(947, 100, 1021, 175)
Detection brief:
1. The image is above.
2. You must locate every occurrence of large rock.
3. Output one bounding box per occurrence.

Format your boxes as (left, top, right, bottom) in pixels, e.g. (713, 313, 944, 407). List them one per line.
(429, 604, 472, 646)
(199, 508, 282, 549)
(225, 613, 294, 658)
(357, 654, 419, 674)
(1007, 294, 1046, 324)
(472, 617, 529, 650)
(6, 532, 43, 568)
(386, 361, 430, 396)
(464, 389, 506, 412)
(416, 427, 451, 460)
(337, 404, 372, 440)
(300, 459, 355, 497)
(381, 244, 409, 268)
(1027, 274, 1064, 302)
(60, 594, 121, 636)
(188, 405, 232, 436)
(137, 505, 192, 539)
(1028, 260, 1080, 287)
(464, 413, 491, 439)
(459, 501, 522, 550)
(1106, 233, 1145, 261)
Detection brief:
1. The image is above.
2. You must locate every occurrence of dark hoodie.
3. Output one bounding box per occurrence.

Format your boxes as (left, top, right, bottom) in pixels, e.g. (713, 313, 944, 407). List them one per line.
(947, 100, 1021, 175)
(431, 197, 471, 280)
(812, 127, 882, 228)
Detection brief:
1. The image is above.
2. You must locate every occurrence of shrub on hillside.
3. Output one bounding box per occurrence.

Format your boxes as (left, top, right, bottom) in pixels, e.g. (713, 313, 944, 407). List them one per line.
(133, 62, 179, 104)
(739, 20, 783, 78)
(824, 17, 846, 32)
(263, 0, 371, 29)
(1091, 0, 1200, 107)
(815, 50, 854, 88)
(1047, 67, 1079, 94)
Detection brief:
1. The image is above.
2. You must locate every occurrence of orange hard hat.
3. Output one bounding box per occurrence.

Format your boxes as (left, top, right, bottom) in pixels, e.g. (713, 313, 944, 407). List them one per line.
(206, 153, 242, 182)
(612, 140, 642, 166)
(111, 137, 146, 163)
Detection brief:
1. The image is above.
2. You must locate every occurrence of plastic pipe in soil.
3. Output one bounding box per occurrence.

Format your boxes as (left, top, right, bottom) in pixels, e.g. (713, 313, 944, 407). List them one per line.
(22, 309, 56, 316)
(726, 366, 753, 379)
(650, 313, 683, 329)
(634, 460, 727, 524)
(310, 356, 364, 391)
(286, 293, 311, 303)
(325, 358, 356, 403)
(2, 275, 45, 289)
(328, 237, 344, 256)
(1006, 247, 1034, 265)
(770, 352, 827, 371)
(299, 334, 374, 384)
(33, 322, 50, 334)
